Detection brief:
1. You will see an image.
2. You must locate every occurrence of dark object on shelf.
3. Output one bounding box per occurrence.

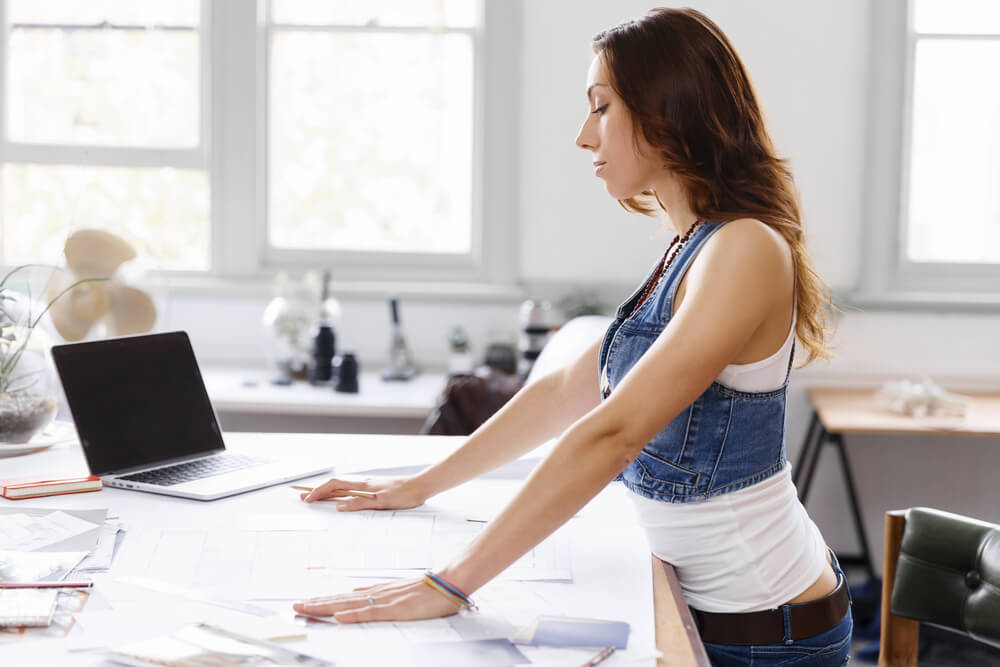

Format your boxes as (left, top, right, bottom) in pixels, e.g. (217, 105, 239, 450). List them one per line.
(484, 342, 517, 376)
(333, 352, 359, 393)
(518, 299, 561, 380)
(421, 367, 523, 436)
(308, 324, 335, 385)
(447, 326, 473, 377)
(382, 295, 418, 381)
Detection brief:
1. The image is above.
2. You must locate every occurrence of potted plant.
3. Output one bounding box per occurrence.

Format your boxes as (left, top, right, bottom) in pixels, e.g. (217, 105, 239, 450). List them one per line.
(0, 265, 104, 444)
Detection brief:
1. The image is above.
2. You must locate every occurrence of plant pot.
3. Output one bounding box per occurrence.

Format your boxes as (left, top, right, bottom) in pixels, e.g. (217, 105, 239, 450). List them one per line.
(0, 391, 58, 443)
(0, 326, 60, 444)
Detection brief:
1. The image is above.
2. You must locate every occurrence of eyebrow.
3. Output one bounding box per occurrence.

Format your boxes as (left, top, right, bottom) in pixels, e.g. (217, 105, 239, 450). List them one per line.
(586, 83, 609, 102)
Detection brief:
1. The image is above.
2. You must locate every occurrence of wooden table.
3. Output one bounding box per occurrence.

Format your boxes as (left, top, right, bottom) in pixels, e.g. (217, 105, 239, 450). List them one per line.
(653, 558, 711, 666)
(796, 387, 1000, 579)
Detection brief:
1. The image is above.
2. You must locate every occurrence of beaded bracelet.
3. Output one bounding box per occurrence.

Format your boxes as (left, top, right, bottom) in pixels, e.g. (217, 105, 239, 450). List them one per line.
(423, 571, 478, 612)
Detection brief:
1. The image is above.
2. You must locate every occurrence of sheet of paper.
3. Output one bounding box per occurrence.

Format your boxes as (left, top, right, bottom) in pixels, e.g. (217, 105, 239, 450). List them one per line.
(76, 520, 123, 572)
(0, 511, 101, 552)
(113, 508, 572, 600)
(0, 507, 107, 553)
(0, 550, 88, 583)
(410, 638, 530, 667)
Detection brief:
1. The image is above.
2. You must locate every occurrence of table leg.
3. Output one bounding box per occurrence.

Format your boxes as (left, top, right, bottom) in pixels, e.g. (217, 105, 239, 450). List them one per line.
(798, 413, 827, 504)
(793, 411, 820, 489)
(833, 433, 877, 580)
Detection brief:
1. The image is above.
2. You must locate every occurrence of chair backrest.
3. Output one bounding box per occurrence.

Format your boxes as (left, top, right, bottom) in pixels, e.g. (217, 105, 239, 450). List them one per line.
(880, 507, 1000, 666)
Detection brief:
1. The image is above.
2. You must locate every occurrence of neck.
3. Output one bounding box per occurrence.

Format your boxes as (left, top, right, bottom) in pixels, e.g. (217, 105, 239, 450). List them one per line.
(652, 177, 699, 237)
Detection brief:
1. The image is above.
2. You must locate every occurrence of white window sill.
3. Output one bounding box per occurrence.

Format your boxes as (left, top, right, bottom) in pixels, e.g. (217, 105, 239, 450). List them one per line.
(158, 274, 526, 304)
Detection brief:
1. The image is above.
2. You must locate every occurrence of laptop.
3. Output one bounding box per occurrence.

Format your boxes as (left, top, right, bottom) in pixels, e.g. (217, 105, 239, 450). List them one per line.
(51, 331, 331, 501)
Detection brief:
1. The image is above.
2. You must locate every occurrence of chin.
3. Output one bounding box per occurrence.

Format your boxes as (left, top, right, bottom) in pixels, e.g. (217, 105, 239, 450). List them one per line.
(604, 182, 642, 201)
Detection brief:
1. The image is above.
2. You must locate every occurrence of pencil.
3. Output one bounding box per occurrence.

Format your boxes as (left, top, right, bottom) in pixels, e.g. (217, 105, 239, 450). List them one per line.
(579, 646, 615, 667)
(290, 485, 377, 498)
(0, 581, 94, 589)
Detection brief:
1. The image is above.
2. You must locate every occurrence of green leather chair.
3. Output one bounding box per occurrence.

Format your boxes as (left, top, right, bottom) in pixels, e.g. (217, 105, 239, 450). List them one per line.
(880, 507, 1000, 666)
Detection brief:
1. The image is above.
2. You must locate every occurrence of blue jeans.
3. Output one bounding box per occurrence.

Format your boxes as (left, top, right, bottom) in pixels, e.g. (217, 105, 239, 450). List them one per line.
(702, 553, 854, 666)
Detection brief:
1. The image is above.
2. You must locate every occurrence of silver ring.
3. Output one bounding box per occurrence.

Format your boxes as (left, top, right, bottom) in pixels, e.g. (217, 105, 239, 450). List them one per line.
(366, 594, 376, 606)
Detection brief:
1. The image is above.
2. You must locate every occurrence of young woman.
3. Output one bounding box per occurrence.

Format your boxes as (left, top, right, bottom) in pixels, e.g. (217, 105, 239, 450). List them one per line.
(294, 8, 852, 666)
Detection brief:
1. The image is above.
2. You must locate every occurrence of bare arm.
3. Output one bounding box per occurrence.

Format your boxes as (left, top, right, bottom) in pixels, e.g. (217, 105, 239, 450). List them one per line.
(304, 334, 604, 508)
(411, 335, 604, 499)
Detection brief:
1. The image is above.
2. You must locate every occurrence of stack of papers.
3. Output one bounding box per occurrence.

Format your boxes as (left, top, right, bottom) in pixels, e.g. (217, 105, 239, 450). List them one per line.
(0, 507, 126, 582)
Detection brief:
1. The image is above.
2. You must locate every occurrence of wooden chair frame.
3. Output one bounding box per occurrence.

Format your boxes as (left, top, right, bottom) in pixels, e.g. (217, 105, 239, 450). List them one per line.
(879, 510, 920, 666)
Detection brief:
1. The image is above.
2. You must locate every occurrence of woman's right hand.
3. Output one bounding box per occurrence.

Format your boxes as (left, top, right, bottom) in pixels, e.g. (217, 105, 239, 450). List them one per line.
(300, 476, 427, 511)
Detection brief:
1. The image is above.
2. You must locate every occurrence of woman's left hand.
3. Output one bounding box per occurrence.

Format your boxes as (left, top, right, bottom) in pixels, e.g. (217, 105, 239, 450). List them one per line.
(292, 577, 462, 623)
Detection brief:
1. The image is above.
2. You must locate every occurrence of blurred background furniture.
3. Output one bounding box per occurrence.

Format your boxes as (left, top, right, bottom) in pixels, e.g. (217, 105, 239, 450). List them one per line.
(203, 367, 446, 434)
(879, 507, 1000, 666)
(798, 388, 1000, 581)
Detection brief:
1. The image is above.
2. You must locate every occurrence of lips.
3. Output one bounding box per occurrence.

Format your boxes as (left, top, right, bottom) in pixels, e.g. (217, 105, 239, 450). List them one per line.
(593, 161, 606, 175)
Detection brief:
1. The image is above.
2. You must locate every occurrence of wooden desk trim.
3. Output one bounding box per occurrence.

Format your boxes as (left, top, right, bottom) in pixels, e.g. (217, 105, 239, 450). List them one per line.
(652, 556, 711, 667)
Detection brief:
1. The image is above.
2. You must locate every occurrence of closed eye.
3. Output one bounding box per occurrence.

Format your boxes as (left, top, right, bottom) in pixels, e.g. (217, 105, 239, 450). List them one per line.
(591, 104, 608, 115)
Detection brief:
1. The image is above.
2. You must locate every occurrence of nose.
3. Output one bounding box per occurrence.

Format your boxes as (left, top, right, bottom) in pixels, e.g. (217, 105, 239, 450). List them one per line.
(575, 114, 596, 151)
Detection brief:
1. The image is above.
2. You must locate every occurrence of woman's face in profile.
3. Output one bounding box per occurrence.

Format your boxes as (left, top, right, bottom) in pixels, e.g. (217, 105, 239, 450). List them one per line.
(575, 55, 661, 201)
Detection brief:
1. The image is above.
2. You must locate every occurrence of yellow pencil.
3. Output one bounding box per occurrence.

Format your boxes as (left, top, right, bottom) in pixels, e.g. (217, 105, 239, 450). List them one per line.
(291, 485, 377, 499)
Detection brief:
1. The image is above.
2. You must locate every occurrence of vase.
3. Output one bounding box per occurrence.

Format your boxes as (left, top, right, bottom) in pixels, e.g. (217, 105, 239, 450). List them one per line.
(0, 326, 59, 444)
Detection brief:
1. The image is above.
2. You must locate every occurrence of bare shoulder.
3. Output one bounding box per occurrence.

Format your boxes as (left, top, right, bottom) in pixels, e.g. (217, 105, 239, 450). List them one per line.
(690, 218, 791, 280)
(679, 218, 793, 313)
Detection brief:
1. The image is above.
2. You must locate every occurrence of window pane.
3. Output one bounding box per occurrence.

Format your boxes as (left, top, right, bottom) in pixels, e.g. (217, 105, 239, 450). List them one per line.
(906, 40, 1000, 263)
(272, 0, 476, 28)
(9, 0, 199, 27)
(269, 32, 473, 254)
(1, 165, 210, 271)
(913, 0, 1000, 35)
(7, 24, 199, 146)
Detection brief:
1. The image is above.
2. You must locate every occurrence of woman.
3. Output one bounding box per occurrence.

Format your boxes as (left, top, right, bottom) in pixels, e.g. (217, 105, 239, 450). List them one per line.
(294, 8, 852, 666)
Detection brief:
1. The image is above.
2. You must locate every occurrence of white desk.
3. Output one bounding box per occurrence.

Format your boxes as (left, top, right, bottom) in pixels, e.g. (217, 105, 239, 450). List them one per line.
(1, 433, 678, 666)
(202, 368, 448, 434)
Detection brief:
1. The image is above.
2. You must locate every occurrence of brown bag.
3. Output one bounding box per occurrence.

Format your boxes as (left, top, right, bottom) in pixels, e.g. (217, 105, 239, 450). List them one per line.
(421, 367, 523, 436)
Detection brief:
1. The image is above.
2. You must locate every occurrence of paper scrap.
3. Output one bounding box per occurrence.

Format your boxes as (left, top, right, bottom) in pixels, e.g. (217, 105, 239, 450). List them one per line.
(0, 512, 100, 552)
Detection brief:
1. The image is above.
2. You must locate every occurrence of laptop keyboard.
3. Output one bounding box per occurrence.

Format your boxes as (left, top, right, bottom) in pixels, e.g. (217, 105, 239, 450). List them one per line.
(119, 453, 268, 486)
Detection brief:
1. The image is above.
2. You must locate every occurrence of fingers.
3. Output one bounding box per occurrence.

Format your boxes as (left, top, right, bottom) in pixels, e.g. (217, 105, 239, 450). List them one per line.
(293, 581, 415, 617)
(303, 477, 374, 503)
(333, 496, 380, 512)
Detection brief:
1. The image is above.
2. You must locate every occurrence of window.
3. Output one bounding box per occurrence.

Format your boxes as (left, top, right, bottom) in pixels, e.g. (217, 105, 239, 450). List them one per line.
(0, 0, 210, 271)
(267, 1, 475, 256)
(0, 0, 517, 290)
(860, 0, 1000, 306)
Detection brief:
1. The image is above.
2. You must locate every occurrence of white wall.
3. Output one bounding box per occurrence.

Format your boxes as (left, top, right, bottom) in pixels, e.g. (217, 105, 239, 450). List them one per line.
(166, 1, 1000, 568)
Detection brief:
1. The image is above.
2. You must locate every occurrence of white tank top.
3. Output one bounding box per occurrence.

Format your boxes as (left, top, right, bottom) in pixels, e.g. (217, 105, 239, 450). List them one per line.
(627, 304, 827, 613)
(628, 464, 827, 612)
(716, 303, 796, 393)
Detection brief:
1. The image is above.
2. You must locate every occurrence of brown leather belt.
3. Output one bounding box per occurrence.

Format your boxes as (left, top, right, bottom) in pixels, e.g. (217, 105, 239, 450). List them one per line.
(689, 576, 851, 645)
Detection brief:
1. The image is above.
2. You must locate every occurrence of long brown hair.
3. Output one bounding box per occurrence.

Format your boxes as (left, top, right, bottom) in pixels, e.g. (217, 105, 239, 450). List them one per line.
(593, 8, 833, 364)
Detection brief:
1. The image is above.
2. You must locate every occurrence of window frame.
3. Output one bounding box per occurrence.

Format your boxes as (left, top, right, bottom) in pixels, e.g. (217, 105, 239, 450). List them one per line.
(856, 0, 1000, 310)
(0, 0, 521, 299)
(0, 0, 212, 267)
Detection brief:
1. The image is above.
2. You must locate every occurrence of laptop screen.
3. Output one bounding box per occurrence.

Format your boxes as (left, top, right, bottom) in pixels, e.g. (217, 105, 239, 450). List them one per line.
(52, 331, 225, 475)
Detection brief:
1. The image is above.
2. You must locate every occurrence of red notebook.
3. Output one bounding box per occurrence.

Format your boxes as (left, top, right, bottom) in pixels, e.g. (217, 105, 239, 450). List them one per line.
(1, 475, 103, 500)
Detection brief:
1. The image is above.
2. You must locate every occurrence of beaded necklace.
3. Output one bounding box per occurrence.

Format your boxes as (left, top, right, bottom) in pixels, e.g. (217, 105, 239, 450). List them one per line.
(629, 220, 702, 316)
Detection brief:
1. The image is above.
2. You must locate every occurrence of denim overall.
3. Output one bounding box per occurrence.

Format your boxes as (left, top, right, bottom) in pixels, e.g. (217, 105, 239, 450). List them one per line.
(600, 221, 853, 665)
(599, 221, 792, 503)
